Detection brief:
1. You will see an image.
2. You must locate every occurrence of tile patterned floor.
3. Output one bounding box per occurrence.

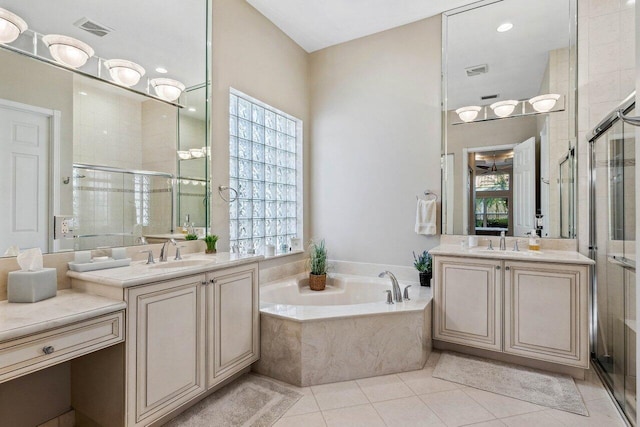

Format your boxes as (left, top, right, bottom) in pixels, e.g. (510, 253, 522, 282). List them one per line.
(269, 350, 629, 427)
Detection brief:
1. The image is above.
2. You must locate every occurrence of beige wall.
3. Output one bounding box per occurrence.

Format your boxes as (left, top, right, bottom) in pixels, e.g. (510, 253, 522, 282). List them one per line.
(210, 0, 310, 269)
(309, 16, 442, 266)
(446, 115, 539, 235)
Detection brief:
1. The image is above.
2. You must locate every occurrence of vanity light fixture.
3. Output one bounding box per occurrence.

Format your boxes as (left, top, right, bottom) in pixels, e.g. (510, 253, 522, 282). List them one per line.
(455, 106, 482, 122)
(490, 100, 518, 117)
(0, 8, 27, 44)
(104, 59, 145, 87)
(177, 150, 191, 160)
(43, 34, 94, 68)
(528, 93, 561, 113)
(150, 78, 185, 102)
(189, 148, 205, 158)
(497, 22, 513, 32)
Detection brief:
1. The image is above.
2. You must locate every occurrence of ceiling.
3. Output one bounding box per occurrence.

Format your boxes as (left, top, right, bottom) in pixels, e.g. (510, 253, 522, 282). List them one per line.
(246, 0, 479, 53)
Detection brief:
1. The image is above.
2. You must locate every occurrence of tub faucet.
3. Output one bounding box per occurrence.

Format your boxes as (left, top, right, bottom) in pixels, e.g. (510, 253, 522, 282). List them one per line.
(499, 231, 506, 251)
(159, 238, 177, 262)
(378, 271, 402, 303)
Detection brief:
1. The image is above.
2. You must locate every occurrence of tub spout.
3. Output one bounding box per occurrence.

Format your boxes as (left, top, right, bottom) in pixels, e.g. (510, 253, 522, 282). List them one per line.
(378, 271, 402, 303)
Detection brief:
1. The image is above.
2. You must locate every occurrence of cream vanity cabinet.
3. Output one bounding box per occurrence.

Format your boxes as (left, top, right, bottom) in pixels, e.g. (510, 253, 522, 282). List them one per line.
(206, 263, 260, 385)
(126, 274, 207, 427)
(434, 254, 590, 369)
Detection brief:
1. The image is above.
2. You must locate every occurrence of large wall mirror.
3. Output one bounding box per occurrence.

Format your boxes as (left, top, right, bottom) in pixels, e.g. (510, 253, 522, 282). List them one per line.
(0, 0, 211, 256)
(441, 0, 577, 238)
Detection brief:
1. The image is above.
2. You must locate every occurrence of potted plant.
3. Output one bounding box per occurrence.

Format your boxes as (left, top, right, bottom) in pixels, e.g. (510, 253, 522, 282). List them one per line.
(413, 250, 432, 287)
(203, 234, 219, 254)
(308, 239, 328, 291)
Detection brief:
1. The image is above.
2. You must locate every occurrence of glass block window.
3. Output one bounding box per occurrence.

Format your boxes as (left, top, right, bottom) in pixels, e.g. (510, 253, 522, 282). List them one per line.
(229, 89, 301, 254)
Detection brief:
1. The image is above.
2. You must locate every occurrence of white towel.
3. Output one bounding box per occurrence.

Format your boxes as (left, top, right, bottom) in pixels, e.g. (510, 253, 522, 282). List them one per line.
(415, 199, 437, 235)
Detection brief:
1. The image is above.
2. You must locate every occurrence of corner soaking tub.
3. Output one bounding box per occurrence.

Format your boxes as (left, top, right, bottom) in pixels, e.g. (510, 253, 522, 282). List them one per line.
(254, 272, 432, 386)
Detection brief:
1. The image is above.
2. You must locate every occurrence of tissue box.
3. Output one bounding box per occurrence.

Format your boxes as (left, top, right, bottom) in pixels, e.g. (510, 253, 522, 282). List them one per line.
(7, 268, 57, 303)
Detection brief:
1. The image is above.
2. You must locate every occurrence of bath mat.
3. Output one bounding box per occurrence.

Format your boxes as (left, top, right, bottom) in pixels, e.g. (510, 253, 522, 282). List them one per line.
(432, 352, 588, 416)
(163, 373, 302, 426)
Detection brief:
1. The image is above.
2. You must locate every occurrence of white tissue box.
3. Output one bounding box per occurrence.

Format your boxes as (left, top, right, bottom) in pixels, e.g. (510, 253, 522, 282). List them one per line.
(7, 268, 57, 303)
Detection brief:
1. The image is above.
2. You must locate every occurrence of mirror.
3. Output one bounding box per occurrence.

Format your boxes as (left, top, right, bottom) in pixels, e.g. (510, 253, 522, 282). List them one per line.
(441, 0, 577, 238)
(0, 0, 210, 256)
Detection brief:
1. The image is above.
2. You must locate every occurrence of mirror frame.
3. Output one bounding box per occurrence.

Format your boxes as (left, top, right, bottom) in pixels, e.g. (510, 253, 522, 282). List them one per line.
(440, 0, 578, 238)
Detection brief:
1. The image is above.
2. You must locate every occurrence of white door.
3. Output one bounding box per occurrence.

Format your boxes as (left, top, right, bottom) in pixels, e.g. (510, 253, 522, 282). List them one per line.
(0, 103, 50, 253)
(513, 137, 536, 237)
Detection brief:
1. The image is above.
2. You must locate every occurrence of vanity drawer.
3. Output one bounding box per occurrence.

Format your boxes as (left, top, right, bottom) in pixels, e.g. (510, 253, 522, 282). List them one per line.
(0, 311, 124, 383)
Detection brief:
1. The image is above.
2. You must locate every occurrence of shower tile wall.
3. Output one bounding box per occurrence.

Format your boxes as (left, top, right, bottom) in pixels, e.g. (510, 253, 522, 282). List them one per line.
(73, 79, 143, 170)
(577, 0, 636, 254)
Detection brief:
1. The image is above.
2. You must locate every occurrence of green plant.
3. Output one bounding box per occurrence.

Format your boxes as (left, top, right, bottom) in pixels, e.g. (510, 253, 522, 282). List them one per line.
(309, 239, 328, 275)
(413, 250, 432, 274)
(185, 234, 198, 241)
(203, 234, 219, 252)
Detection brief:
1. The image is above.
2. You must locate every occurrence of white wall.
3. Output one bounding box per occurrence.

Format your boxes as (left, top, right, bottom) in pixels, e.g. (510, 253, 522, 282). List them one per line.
(309, 17, 442, 266)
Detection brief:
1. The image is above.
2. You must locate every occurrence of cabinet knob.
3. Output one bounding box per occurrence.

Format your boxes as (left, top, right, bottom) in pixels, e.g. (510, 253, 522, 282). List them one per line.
(210, 279, 216, 284)
(201, 281, 207, 286)
(42, 346, 55, 355)
(496, 265, 501, 270)
(505, 266, 510, 271)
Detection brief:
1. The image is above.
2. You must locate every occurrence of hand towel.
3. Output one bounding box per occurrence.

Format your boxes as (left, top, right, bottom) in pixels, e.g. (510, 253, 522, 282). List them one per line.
(415, 199, 437, 235)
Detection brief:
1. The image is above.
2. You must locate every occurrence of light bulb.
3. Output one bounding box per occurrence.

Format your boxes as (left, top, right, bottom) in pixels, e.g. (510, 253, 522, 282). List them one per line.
(43, 34, 94, 68)
(528, 94, 560, 113)
(455, 106, 482, 123)
(490, 100, 518, 118)
(0, 8, 27, 44)
(150, 78, 185, 102)
(104, 59, 145, 87)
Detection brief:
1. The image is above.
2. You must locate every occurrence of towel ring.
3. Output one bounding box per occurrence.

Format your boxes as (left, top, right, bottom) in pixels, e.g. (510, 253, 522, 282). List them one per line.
(218, 185, 238, 203)
(417, 190, 438, 201)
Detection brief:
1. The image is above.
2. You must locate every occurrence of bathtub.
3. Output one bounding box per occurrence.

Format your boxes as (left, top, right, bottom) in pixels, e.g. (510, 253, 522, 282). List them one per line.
(254, 272, 432, 386)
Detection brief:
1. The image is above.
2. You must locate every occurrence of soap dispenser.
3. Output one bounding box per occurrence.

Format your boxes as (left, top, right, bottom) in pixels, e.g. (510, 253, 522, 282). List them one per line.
(528, 229, 540, 251)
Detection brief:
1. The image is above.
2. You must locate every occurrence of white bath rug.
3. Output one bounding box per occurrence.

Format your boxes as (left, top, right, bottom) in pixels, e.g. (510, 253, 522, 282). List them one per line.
(432, 352, 589, 416)
(163, 373, 302, 426)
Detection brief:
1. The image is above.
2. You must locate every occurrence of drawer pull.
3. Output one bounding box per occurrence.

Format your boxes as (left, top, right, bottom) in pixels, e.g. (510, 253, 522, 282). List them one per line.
(496, 266, 501, 270)
(201, 281, 208, 286)
(42, 346, 55, 355)
(210, 279, 216, 284)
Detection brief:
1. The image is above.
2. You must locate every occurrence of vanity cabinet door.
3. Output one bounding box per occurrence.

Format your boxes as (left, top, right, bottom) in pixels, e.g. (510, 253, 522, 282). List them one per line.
(206, 263, 259, 388)
(126, 274, 206, 427)
(434, 256, 502, 352)
(504, 261, 589, 368)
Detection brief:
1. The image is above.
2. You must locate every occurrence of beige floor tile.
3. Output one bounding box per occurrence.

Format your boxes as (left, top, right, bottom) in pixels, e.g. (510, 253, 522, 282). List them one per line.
(311, 380, 369, 411)
(575, 377, 609, 402)
(546, 397, 627, 426)
(274, 411, 327, 427)
(373, 396, 446, 427)
(463, 387, 545, 418)
(419, 389, 495, 427)
(356, 374, 414, 402)
(283, 387, 320, 417)
(322, 404, 386, 427)
(501, 411, 565, 427)
(426, 350, 442, 367)
(398, 367, 460, 395)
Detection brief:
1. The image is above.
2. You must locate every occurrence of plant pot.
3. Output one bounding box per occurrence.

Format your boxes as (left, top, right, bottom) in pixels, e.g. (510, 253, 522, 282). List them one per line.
(205, 248, 217, 254)
(419, 272, 432, 287)
(309, 273, 326, 291)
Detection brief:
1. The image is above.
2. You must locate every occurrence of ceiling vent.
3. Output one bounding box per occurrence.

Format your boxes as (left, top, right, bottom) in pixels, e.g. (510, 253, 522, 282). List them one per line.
(481, 94, 499, 100)
(465, 64, 489, 77)
(73, 17, 113, 37)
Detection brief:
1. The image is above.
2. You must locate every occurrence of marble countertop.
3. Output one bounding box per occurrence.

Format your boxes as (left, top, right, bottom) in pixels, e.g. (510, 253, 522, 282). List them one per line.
(0, 289, 126, 342)
(67, 252, 263, 288)
(429, 244, 594, 265)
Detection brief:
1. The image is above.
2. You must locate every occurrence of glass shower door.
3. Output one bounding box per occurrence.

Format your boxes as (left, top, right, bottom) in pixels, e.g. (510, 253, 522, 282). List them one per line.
(592, 107, 636, 424)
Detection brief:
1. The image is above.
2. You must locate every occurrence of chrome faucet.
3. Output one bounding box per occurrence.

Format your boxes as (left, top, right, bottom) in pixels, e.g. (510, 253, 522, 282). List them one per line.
(499, 231, 506, 251)
(378, 271, 402, 303)
(159, 238, 177, 262)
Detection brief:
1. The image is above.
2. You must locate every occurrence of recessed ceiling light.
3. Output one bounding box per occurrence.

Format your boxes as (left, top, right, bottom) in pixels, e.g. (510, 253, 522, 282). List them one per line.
(155, 67, 168, 74)
(497, 22, 513, 33)
(188, 107, 196, 112)
(79, 91, 87, 96)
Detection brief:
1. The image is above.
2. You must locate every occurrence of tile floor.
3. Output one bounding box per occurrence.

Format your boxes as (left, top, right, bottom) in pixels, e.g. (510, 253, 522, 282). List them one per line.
(269, 350, 629, 427)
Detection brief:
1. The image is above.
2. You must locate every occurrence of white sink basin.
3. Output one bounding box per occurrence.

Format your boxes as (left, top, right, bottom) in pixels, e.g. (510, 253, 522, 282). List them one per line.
(148, 259, 214, 270)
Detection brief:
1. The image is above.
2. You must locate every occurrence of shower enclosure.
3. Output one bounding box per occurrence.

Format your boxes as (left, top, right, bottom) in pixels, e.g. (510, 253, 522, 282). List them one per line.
(72, 164, 174, 250)
(589, 94, 636, 424)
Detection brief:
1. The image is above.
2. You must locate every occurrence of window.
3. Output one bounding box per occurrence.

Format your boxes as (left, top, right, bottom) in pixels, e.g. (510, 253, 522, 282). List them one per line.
(229, 89, 301, 254)
(474, 173, 510, 231)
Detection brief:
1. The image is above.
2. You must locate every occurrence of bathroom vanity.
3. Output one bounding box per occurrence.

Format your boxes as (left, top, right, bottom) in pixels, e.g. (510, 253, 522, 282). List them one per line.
(430, 244, 594, 374)
(67, 253, 261, 427)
